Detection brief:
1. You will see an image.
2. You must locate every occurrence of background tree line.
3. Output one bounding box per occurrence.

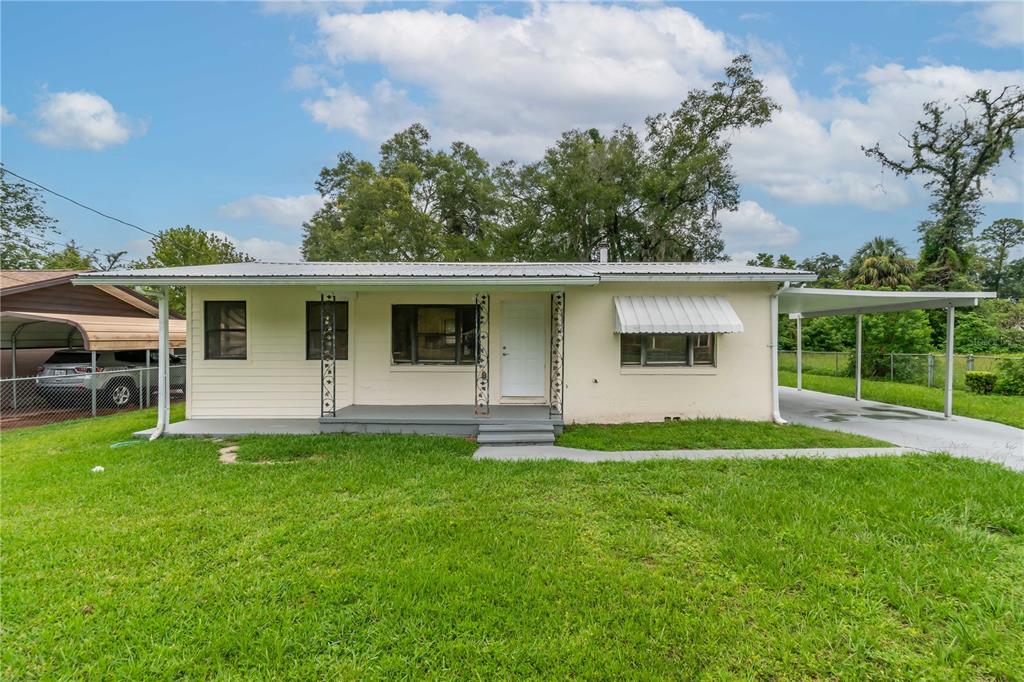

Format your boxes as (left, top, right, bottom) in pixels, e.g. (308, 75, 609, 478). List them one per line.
(2, 66, 1020, 347)
(302, 55, 777, 263)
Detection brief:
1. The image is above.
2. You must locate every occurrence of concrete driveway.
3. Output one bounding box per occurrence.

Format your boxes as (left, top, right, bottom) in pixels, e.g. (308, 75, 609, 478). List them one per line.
(780, 387, 1023, 472)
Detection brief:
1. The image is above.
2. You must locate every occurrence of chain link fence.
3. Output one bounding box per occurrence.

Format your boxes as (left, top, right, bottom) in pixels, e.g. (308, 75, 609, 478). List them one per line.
(779, 350, 1019, 390)
(0, 366, 185, 431)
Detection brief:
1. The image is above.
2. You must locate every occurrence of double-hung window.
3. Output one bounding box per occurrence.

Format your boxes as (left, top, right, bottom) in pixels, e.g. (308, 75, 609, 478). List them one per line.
(204, 301, 247, 360)
(392, 305, 477, 365)
(306, 301, 349, 360)
(620, 333, 715, 367)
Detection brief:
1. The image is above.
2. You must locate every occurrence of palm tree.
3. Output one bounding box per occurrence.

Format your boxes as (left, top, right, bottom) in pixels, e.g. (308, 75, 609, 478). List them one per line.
(846, 236, 915, 288)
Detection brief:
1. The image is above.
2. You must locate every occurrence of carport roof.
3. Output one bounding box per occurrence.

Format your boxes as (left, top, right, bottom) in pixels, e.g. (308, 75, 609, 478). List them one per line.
(1, 311, 186, 351)
(779, 287, 995, 319)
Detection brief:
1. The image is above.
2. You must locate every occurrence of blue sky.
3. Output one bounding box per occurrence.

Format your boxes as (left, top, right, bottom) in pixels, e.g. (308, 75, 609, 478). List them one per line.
(2, 1, 1022, 264)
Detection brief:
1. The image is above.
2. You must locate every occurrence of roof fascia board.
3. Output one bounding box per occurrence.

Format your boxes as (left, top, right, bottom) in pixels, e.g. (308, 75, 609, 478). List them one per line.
(75, 275, 602, 287)
(598, 273, 817, 282)
(94, 284, 162, 316)
(788, 298, 982, 319)
(1, 273, 78, 296)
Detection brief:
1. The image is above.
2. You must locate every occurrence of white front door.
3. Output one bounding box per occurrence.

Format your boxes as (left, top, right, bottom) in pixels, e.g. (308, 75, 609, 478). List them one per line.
(500, 300, 546, 398)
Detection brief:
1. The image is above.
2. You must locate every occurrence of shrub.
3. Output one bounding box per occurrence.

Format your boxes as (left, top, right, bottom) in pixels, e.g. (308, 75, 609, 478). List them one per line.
(993, 358, 1024, 396)
(965, 371, 997, 394)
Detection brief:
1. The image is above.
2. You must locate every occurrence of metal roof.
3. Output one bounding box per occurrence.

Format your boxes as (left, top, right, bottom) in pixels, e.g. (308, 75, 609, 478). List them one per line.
(614, 296, 745, 334)
(1, 311, 187, 351)
(1, 269, 84, 294)
(779, 287, 996, 318)
(76, 261, 816, 286)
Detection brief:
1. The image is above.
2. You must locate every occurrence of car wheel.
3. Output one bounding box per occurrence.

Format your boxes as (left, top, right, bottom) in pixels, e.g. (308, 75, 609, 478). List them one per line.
(105, 379, 138, 408)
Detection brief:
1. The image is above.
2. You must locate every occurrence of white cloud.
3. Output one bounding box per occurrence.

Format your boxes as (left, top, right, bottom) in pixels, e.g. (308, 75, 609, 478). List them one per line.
(728, 250, 759, 265)
(303, 79, 423, 138)
(289, 4, 1023, 211)
(31, 91, 142, 150)
(732, 64, 1024, 208)
(1, 106, 16, 125)
(305, 4, 732, 157)
(982, 175, 1022, 203)
(972, 3, 1024, 47)
(209, 230, 303, 262)
(218, 193, 324, 229)
(739, 12, 771, 22)
(288, 64, 325, 90)
(233, 236, 303, 262)
(719, 200, 800, 253)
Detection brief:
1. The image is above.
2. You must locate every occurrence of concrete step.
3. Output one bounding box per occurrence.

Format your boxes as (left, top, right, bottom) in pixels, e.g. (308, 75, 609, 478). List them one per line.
(477, 421, 556, 445)
(477, 431, 556, 445)
(478, 422, 555, 433)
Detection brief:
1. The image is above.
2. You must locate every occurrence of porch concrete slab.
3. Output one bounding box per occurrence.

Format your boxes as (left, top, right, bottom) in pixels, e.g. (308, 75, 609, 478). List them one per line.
(474, 445, 912, 462)
(779, 387, 1023, 471)
(134, 418, 321, 439)
(328, 404, 555, 422)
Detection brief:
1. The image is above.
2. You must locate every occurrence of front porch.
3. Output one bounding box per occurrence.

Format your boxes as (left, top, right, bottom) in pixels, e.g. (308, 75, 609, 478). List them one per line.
(322, 403, 563, 441)
(134, 404, 563, 441)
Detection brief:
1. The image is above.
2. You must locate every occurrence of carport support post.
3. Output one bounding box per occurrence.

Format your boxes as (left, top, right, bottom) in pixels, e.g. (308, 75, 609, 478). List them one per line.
(795, 316, 803, 391)
(90, 350, 97, 417)
(10, 336, 17, 410)
(945, 305, 954, 419)
(855, 314, 863, 401)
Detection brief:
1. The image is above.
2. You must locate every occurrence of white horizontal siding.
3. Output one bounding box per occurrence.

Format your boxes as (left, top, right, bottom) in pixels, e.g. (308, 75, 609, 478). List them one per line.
(187, 286, 351, 418)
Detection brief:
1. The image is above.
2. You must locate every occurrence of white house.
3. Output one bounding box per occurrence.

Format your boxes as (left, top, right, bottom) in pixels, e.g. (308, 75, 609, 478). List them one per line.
(76, 262, 991, 444)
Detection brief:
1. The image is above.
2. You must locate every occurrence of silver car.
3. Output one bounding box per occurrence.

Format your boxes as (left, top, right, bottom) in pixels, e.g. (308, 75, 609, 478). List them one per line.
(36, 350, 184, 408)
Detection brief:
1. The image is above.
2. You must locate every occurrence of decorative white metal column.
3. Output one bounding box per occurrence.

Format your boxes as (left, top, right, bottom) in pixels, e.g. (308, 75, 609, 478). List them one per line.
(320, 293, 337, 418)
(474, 293, 490, 416)
(854, 313, 863, 401)
(795, 316, 803, 391)
(549, 291, 565, 417)
(944, 305, 954, 419)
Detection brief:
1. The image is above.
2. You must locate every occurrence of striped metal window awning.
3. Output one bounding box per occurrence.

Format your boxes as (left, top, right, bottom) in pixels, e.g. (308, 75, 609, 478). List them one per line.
(613, 296, 744, 334)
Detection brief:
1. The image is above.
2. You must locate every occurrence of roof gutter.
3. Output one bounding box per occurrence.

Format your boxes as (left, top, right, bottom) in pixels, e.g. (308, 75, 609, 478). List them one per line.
(75, 273, 816, 287)
(770, 281, 791, 425)
(598, 274, 817, 283)
(74, 275, 603, 287)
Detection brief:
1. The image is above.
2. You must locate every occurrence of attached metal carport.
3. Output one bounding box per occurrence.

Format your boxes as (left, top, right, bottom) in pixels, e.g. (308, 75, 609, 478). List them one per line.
(1, 311, 186, 410)
(777, 288, 996, 418)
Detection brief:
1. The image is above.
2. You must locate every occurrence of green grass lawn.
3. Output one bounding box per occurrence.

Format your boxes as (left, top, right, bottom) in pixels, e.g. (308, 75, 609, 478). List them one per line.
(781, 370, 1024, 429)
(4, 409, 1024, 679)
(557, 418, 889, 451)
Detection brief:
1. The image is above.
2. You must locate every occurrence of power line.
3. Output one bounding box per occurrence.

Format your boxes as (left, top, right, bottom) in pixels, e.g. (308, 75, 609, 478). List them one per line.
(1, 164, 159, 238)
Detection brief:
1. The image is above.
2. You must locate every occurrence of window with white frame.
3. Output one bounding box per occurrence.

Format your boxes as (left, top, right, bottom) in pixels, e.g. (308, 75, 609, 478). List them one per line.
(620, 333, 715, 366)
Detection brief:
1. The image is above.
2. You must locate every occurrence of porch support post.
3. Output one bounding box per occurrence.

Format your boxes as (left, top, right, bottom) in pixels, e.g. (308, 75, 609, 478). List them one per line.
(944, 305, 954, 419)
(549, 290, 565, 417)
(795, 316, 803, 391)
(320, 293, 337, 418)
(474, 293, 490, 416)
(855, 313, 863, 402)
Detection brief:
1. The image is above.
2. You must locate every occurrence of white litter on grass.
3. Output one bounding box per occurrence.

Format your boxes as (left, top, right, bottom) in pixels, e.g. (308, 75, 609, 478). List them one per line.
(91, 466, 105, 473)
